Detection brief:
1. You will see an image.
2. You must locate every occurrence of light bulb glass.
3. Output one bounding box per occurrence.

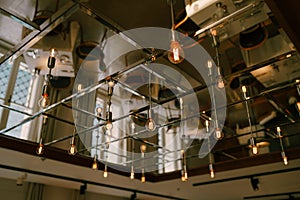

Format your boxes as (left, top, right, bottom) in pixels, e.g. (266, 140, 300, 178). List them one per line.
(141, 175, 146, 183)
(210, 170, 215, 179)
(130, 166, 135, 180)
(38, 95, 50, 109)
(36, 143, 44, 155)
(205, 120, 210, 133)
(252, 146, 259, 155)
(108, 80, 115, 88)
(214, 128, 224, 140)
(68, 144, 77, 155)
(145, 118, 156, 131)
(49, 48, 58, 58)
(242, 85, 247, 93)
(281, 151, 288, 165)
(283, 156, 288, 165)
(216, 75, 225, 89)
(103, 170, 108, 178)
(140, 144, 147, 153)
(209, 164, 215, 178)
(207, 60, 213, 69)
(106, 121, 113, 130)
(91, 156, 98, 170)
(168, 40, 184, 64)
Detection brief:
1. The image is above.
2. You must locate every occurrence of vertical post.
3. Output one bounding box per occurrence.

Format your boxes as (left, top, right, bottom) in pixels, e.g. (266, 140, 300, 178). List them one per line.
(0, 56, 22, 130)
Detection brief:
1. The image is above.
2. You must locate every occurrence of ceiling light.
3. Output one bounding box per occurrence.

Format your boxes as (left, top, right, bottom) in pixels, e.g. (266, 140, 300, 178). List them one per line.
(91, 155, 98, 170)
(103, 164, 108, 178)
(38, 84, 50, 109)
(209, 163, 215, 179)
(145, 71, 156, 132)
(214, 127, 224, 140)
(181, 150, 188, 181)
(130, 166, 135, 180)
(277, 126, 288, 166)
(68, 129, 77, 155)
(36, 139, 44, 155)
(168, 0, 184, 64)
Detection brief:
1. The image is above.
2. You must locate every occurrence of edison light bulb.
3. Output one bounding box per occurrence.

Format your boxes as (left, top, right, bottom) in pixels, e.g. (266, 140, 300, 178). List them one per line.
(140, 144, 147, 153)
(91, 156, 98, 170)
(49, 48, 58, 58)
(130, 166, 135, 180)
(205, 120, 210, 133)
(141, 174, 146, 183)
(209, 163, 215, 179)
(38, 94, 50, 109)
(216, 75, 225, 89)
(68, 143, 77, 155)
(181, 171, 188, 182)
(210, 170, 215, 179)
(36, 143, 44, 155)
(168, 40, 184, 64)
(252, 146, 258, 155)
(103, 165, 108, 178)
(242, 85, 247, 93)
(281, 151, 288, 165)
(145, 118, 156, 131)
(214, 128, 224, 140)
(106, 121, 113, 130)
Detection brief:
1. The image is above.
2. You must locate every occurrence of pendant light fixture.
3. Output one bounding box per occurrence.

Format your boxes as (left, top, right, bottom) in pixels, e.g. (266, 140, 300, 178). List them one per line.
(92, 126, 100, 170)
(210, 29, 225, 89)
(130, 121, 135, 180)
(68, 128, 77, 155)
(38, 48, 57, 109)
(277, 126, 288, 165)
(242, 86, 258, 155)
(140, 143, 146, 182)
(181, 150, 188, 181)
(168, 0, 184, 64)
(207, 59, 224, 140)
(36, 138, 44, 155)
(106, 79, 115, 131)
(145, 71, 156, 132)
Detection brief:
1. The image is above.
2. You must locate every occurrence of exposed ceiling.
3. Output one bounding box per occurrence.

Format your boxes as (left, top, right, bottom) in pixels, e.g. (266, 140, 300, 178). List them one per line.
(0, 0, 300, 199)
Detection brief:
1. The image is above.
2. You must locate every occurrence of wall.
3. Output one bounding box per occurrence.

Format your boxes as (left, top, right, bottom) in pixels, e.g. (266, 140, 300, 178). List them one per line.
(0, 177, 128, 200)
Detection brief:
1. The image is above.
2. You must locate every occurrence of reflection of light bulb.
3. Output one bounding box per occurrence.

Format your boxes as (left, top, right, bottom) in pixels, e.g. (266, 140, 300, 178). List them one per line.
(68, 143, 77, 155)
(36, 143, 44, 155)
(209, 163, 215, 179)
(281, 151, 288, 165)
(145, 118, 156, 131)
(205, 120, 210, 133)
(252, 146, 259, 155)
(181, 171, 188, 182)
(49, 48, 58, 58)
(141, 174, 146, 183)
(242, 85, 247, 93)
(103, 165, 108, 178)
(91, 155, 98, 170)
(140, 144, 147, 153)
(214, 128, 224, 140)
(106, 121, 113, 130)
(130, 166, 135, 180)
(216, 75, 225, 89)
(168, 40, 184, 64)
(38, 94, 50, 109)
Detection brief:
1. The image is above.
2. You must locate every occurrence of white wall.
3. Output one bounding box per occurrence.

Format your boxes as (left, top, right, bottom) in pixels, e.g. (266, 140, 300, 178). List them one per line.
(0, 178, 128, 200)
